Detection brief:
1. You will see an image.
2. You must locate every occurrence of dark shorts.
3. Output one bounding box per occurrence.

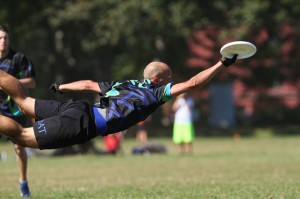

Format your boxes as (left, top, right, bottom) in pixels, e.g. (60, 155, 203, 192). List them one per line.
(33, 99, 97, 150)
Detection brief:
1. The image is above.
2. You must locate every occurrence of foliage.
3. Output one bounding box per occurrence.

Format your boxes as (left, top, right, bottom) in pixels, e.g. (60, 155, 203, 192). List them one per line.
(0, 0, 300, 122)
(2, 0, 300, 83)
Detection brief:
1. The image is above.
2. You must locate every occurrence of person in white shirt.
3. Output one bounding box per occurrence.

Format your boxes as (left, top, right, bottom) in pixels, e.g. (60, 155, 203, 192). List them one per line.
(172, 93, 195, 154)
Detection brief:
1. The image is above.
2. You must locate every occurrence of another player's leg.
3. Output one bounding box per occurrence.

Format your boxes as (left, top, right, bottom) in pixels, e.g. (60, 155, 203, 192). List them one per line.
(0, 70, 36, 118)
(0, 115, 38, 148)
(188, 142, 193, 154)
(13, 144, 30, 198)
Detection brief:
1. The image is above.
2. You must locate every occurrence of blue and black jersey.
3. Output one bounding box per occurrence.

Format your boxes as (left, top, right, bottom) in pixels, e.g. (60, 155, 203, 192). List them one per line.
(94, 79, 173, 135)
(0, 49, 35, 117)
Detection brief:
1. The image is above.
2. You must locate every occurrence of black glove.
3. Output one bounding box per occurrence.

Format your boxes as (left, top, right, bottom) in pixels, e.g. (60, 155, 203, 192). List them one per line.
(220, 54, 238, 67)
(50, 83, 63, 94)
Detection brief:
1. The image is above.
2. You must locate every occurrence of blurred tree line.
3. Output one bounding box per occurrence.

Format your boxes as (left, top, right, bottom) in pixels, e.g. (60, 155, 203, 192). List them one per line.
(1, 0, 300, 127)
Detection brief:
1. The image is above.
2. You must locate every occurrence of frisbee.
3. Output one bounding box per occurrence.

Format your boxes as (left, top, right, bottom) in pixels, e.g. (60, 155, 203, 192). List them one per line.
(220, 41, 256, 59)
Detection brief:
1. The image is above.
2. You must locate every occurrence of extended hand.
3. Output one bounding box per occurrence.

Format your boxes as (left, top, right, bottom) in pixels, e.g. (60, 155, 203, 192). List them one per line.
(50, 83, 62, 94)
(220, 54, 238, 67)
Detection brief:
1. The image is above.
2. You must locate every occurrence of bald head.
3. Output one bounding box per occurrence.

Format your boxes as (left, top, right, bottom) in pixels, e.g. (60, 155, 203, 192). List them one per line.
(143, 61, 172, 85)
(143, 61, 169, 79)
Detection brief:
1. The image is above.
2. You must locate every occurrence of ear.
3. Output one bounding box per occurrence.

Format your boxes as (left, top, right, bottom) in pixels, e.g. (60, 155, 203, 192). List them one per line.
(152, 77, 159, 84)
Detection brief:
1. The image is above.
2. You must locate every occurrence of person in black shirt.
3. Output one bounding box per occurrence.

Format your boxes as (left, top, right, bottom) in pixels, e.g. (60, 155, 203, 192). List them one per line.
(0, 25, 35, 198)
(0, 54, 237, 150)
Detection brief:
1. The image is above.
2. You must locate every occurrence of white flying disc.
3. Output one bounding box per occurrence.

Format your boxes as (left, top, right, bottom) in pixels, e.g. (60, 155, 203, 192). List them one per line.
(220, 41, 257, 59)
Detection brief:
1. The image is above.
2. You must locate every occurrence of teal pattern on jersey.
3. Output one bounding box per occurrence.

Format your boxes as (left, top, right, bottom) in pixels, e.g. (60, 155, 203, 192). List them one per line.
(7, 96, 22, 116)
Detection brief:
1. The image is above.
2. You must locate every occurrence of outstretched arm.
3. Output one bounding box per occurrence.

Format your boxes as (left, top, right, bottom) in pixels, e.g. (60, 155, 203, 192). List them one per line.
(51, 80, 101, 93)
(170, 62, 224, 96)
(170, 55, 237, 97)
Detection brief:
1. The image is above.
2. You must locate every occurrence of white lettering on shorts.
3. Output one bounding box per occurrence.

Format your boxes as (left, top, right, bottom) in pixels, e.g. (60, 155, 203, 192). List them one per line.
(37, 120, 47, 134)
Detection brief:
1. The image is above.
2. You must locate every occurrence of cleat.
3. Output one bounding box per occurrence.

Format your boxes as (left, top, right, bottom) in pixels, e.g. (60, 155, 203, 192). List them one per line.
(20, 181, 30, 198)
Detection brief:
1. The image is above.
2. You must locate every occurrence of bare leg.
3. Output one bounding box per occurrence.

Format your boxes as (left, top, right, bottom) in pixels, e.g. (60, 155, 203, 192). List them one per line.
(0, 115, 38, 148)
(179, 143, 185, 154)
(15, 147, 31, 197)
(136, 130, 148, 146)
(13, 144, 28, 181)
(187, 142, 193, 154)
(0, 70, 36, 118)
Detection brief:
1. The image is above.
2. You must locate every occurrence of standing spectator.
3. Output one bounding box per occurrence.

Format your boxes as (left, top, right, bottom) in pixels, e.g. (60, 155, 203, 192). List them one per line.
(0, 25, 35, 198)
(172, 93, 195, 154)
(135, 116, 152, 146)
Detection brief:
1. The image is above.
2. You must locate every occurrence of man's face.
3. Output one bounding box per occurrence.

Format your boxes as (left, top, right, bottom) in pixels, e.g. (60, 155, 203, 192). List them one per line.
(0, 30, 9, 52)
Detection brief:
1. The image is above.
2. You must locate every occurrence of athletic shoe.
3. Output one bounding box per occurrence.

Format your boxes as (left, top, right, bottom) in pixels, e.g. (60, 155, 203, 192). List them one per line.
(20, 180, 30, 198)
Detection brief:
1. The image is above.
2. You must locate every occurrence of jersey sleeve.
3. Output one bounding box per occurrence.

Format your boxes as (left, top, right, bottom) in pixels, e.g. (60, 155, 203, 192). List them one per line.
(155, 82, 175, 102)
(99, 81, 112, 94)
(98, 81, 119, 94)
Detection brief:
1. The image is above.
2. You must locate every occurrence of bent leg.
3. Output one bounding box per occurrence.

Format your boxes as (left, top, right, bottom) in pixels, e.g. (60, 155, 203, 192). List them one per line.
(0, 115, 38, 148)
(0, 70, 36, 118)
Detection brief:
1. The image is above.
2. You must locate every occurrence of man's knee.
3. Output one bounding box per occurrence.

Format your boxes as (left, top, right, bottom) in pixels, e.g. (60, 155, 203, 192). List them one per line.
(13, 144, 26, 156)
(18, 97, 36, 118)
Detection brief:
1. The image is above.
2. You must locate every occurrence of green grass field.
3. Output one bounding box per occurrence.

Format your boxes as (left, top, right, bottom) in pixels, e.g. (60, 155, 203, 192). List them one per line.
(1, 135, 300, 199)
